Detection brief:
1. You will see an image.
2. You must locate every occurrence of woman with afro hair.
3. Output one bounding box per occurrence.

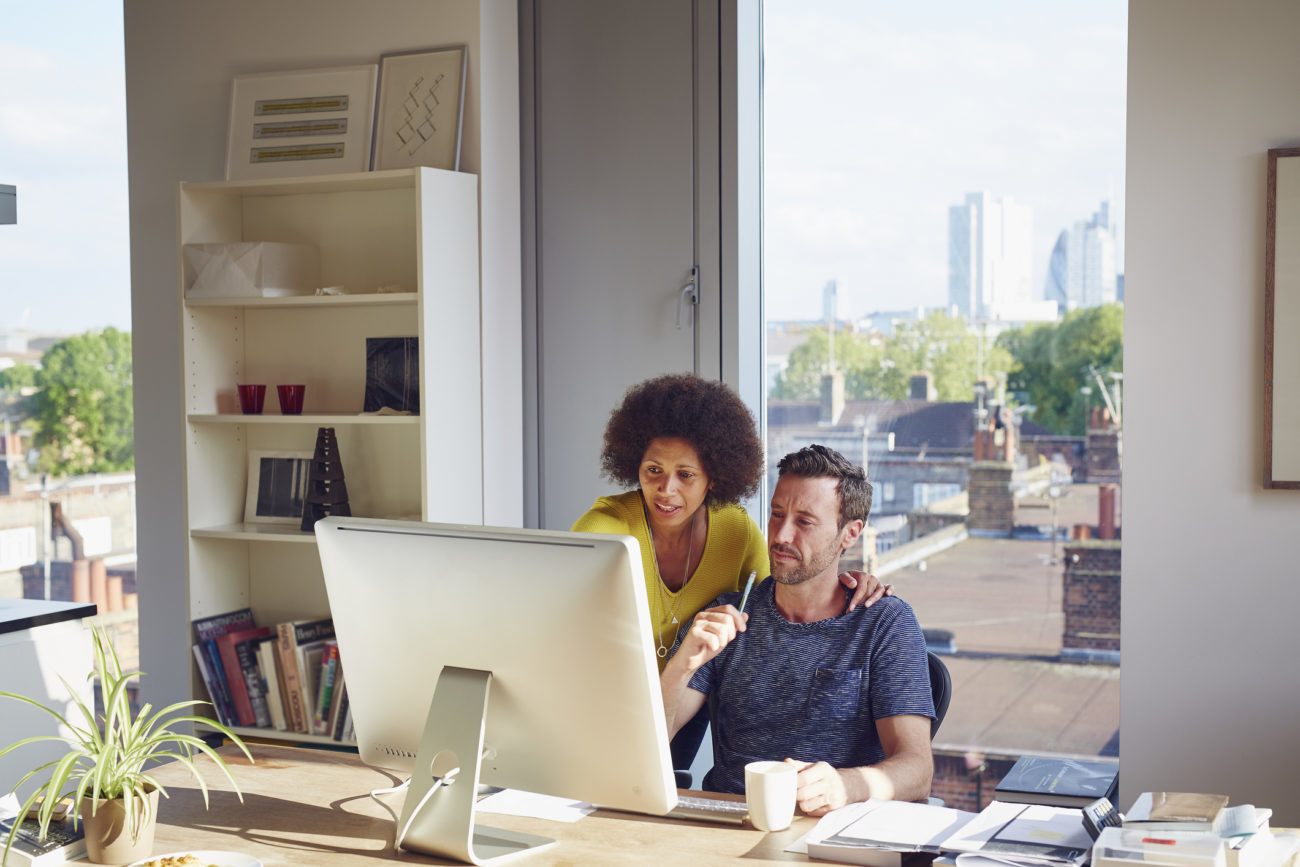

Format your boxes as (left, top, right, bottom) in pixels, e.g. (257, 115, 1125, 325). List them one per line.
(572, 373, 890, 778)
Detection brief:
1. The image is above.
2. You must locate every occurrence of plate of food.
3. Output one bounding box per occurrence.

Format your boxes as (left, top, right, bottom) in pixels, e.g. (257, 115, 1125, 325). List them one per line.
(128, 852, 262, 867)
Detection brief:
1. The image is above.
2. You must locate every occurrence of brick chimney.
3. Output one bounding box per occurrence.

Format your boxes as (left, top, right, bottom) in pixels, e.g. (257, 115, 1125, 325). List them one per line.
(909, 371, 936, 401)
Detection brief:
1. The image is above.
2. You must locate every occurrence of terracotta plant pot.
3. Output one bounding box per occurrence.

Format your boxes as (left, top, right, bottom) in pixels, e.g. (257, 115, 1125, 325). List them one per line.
(80, 788, 159, 865)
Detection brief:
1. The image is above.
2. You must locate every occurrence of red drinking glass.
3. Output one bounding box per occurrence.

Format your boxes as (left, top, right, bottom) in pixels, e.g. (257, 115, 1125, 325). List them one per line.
(237, 384, 266, 414)
(277, 384, 306, 414)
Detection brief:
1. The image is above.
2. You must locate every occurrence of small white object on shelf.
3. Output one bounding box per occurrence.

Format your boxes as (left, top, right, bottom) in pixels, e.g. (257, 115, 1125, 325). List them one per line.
(184, 242, 320, 298)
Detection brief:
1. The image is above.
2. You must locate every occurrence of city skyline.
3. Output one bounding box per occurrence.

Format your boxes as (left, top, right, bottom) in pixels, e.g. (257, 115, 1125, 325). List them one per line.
(763, 0, 1127, 323)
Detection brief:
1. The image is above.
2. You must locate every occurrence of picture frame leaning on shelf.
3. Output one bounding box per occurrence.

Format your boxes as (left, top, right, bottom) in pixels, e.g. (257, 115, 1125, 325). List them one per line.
(244, 449, 314, 526)
(371, 45, 466, 171)
(225, 64, 378, 181)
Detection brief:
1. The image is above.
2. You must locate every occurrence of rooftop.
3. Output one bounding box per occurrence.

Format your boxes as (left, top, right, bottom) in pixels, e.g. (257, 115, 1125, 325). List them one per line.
(888, 482, 1120, 758)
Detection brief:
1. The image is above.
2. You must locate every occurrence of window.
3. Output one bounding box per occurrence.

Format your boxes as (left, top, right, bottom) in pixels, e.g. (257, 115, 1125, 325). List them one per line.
(762, 0, 1125, 810)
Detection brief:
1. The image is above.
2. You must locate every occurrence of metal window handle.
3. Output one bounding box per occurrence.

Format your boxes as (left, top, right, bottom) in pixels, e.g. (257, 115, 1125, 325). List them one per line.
(677, 266, 699, 330)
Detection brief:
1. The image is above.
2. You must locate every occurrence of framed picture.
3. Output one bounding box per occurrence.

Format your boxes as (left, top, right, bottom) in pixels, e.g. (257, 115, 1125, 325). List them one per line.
(244, 450, 313, 526)
(226, 65, 378, 181)
(372, 46, 466, 172)
(363, 336, 420, 413)
(1265, 147, 1300, 488)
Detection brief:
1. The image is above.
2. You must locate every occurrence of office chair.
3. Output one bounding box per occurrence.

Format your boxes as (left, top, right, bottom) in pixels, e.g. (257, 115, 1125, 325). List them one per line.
(927, 650, 952, 739)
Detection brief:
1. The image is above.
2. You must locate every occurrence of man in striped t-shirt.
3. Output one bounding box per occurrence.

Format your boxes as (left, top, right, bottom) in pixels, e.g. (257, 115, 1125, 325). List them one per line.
(661, 445, 934, 815)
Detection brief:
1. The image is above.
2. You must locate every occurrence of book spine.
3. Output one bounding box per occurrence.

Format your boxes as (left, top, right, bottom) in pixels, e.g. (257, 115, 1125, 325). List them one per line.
(314, 641, 339, 729)
(203, 639, 238, 726)
(276, 622, 307, 733)
(235, 638, 271, 728)
(331, 681, 350, 741)
(257, 640, 288, 730)
(192, 645, 227, 725)
(217, 635, 256, 727)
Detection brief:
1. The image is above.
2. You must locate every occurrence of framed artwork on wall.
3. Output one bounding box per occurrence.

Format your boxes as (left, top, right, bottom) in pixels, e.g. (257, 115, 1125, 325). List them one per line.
(244, 449, 314, 526)
(371, 46, 466, 172)
(226, 65, 378, 181)
(1265, 146, 1300, 488)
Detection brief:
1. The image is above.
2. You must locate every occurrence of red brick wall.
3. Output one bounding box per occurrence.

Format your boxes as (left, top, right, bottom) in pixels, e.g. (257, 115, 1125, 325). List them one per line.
(1062, 541, 1121, 651)
(932, 752, 1018, 812)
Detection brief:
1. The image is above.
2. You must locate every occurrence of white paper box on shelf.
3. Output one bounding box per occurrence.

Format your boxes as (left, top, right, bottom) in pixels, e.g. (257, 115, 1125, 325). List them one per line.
(183, 242, 320, 298)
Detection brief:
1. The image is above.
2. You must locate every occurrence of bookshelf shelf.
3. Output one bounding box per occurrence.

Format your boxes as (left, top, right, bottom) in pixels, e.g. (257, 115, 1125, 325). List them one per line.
(180, 167, 482, 748)
(187, 413, 417, 426)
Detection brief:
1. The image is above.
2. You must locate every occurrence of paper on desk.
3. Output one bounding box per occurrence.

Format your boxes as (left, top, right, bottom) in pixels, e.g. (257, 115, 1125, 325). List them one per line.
(0, 792, 18, 821)
(785, 801, 875, 854)
(475, 788, 595, 823)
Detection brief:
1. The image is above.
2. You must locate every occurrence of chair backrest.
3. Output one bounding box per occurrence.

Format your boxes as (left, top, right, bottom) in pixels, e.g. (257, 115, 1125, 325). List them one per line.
(927, 651, 952, 739)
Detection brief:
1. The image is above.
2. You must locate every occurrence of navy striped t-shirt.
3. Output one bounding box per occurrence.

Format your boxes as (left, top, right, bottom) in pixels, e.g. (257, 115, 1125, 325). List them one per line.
(671, 579, 934, 794)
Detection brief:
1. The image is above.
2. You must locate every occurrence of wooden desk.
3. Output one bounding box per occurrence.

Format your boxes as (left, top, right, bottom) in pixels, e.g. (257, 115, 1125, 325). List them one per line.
(146, 743, 816, 865)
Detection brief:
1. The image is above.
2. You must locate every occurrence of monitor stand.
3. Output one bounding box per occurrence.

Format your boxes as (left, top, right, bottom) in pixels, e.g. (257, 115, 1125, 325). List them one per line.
(396, 666, 556, 865)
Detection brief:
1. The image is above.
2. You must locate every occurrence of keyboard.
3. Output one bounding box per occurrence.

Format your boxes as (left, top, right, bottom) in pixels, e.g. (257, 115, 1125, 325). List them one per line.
(667, 794, 750, 825)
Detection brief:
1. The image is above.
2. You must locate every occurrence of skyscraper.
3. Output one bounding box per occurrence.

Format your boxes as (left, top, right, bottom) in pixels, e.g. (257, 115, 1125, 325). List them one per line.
(1043, 200, 1118, 312)
(823, 278, 838, 323)
(948, 192, 1033, 320)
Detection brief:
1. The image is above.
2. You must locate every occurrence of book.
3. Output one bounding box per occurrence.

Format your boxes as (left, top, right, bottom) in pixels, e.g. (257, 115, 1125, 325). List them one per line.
(805, 799, 976, 866)
(330, 678, 350, 741)
(1124, 792, 1229, 831)
(0, 814, 87, 865)
(191, 608, 255, 726)
(940, 800, 1094, 865)
(234, 631, 274, 728)
(313, 640, 340, 732)
(255, 637, 288, 731)
(276, 617, 335, 734)
(191, 644, 231, 726)
(994, 755, 1120, 808)
(215, 625, 272, 727)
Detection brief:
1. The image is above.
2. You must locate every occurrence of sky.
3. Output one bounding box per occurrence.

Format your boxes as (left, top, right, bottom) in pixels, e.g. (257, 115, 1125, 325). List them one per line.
(763, 0, 1128, 323)
(0, 1, 1126, 335)
(0, 2, 131, 335)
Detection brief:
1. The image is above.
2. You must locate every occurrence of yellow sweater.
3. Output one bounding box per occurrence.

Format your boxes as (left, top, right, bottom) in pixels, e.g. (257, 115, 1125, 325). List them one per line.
(572, 490, 768, 669)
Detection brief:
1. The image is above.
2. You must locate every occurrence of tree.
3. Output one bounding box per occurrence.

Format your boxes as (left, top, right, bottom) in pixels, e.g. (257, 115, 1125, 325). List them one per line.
(998, 303, 1123, 435)
(31, 329, 134, 476)
(883, 310, 1014, 401)
(771, 327, 885, 400)
(770, 311, 1015, 404)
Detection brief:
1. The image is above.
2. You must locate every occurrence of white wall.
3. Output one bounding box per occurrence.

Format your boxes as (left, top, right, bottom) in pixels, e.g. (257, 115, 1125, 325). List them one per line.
(124, 0, 521, 711)
(1125, 0, 1300, 822)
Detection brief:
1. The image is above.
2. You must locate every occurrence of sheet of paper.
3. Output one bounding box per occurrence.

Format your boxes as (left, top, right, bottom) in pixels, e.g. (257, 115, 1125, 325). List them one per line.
(475, 788, 595, 823)
(786, 801, 875, 854)
(786, 799, 976, 855)
(942, 801, 1092, 864)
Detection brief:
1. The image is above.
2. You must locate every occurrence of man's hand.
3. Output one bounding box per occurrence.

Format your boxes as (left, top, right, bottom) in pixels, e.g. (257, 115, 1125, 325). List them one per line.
(838, 571, 895, 613)
(660, 604, 747, 738)
(785, 759, 858, 817)
(674, 604, 747, 673)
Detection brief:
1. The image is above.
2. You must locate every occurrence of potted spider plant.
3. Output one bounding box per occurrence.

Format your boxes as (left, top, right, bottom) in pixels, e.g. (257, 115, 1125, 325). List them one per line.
(0, 625, 252, 865)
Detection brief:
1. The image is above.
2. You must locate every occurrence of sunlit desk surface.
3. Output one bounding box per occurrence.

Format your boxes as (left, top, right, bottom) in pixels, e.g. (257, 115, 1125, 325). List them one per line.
(146, 743, 816, 865)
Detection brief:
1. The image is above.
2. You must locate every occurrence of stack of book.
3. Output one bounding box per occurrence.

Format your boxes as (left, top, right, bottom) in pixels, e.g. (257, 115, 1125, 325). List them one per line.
(1092, 793, 1288, 867)
(993, 755, 1120, 808)
(191, 608, 353, 741)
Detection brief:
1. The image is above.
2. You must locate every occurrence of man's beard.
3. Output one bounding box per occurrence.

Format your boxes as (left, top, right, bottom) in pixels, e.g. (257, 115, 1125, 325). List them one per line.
(769, 539, 840, 587)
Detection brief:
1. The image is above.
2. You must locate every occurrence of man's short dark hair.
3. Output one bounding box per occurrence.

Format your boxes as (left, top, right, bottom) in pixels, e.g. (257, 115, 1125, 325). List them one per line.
(776, 444, 871, 528)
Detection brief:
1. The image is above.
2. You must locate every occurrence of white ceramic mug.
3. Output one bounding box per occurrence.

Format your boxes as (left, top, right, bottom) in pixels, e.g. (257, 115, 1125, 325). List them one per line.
(744, 760, 798, 831)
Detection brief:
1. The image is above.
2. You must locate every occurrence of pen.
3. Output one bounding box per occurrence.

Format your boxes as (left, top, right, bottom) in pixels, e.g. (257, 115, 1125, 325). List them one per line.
(739, 571, 756, 613)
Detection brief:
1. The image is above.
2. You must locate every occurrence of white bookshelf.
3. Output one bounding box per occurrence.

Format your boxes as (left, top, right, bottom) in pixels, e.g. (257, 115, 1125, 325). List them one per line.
(179, 167, 482, 746)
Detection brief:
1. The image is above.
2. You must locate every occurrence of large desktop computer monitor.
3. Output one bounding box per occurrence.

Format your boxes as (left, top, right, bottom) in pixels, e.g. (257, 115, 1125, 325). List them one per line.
(315, 516, 678, 865)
